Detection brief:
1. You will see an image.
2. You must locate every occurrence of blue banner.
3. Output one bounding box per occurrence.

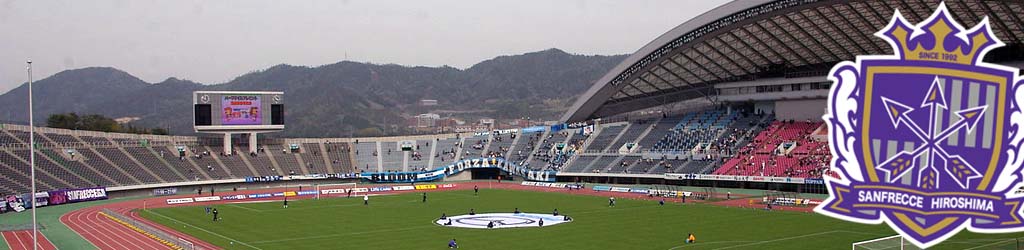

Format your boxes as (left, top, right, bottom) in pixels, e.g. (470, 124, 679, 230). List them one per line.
(592, 186, 611, 191)
(521, 126, 546, 133)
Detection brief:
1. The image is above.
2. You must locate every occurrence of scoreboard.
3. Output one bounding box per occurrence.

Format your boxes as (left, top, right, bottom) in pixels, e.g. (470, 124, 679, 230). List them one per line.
(193, 91, 284, 132)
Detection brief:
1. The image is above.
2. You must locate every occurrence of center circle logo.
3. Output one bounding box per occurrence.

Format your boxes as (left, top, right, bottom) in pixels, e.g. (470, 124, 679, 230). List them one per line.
(435, 213, 571, 229)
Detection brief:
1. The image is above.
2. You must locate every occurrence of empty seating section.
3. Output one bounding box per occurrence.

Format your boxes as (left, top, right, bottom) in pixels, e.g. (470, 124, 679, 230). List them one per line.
(0, 132, 21, 146)
(77, 149, 136, 185)
(111, 138, 135, 145)
(636, 159, 680, 174)
(608, 122, 649, 153)
(215, 152, 253, 177)
(44, 133, 79, 144)
(162, 148, 204, 181)
(95, 148, 161, 183)
(241, 149, 278, 176)
(606, 156, 639, 173)
(79, 136, 114, 146)
(586, 125, 624, 152)
(45, 149, 114, 186)
(431, 138, 458, 167)
(380, 142, 403, 172)
(630, 159, 660, 174)
(675, 110, 735, 130)
(714, 121, 829, 178)
(2, 150, 61, 188)
(14, 149, 90, 189)
(8, 131, 47, 145)
(324, 142, 353, 173)
(268, 145, 302, 175)
(192, 147, 228, 179)
(124, 147, 185, 182)
(583, 156, 616, 173)
(0, 151, 55, 193)
(353, 142, 378, 172)
(562, 155, 596, 172)
(298, 143, 328, 174)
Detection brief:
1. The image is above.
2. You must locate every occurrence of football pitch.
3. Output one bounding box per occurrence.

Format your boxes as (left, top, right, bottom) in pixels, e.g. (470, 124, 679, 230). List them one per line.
(138, 189, 1024, 249)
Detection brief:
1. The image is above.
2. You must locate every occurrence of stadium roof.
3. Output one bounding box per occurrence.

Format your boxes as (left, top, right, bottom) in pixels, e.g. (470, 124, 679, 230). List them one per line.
(562, 0, 1024, 122)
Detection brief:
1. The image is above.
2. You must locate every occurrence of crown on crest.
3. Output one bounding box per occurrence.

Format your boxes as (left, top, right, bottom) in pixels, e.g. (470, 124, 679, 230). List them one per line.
(877, 2, 1002, 65)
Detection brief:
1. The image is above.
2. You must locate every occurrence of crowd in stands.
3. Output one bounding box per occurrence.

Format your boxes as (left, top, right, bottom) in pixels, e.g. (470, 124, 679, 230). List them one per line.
(715, 120, 829, 178)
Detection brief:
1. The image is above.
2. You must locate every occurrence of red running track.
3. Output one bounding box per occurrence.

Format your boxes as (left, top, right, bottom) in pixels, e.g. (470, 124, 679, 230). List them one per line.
(58, 181, 755, 250)
(2, 230, 58, 250)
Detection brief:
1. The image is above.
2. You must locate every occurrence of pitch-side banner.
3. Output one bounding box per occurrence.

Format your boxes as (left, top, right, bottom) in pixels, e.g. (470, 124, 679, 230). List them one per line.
(665, 174, 807, 184)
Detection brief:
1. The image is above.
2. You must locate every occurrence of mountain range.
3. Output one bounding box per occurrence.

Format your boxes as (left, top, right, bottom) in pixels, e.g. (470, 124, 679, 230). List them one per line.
(0, 49, 626, 137)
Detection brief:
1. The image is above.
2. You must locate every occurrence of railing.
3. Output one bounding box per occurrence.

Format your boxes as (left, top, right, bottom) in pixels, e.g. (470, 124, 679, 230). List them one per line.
(99, 208, 204, 250)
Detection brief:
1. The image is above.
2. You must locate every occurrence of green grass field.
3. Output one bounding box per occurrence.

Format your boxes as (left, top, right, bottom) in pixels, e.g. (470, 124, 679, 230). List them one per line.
(139, 189, 1024, 249)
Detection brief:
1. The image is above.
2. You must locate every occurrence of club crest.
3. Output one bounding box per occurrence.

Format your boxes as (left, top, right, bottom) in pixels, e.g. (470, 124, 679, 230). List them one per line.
(816, 2, 1024, 248)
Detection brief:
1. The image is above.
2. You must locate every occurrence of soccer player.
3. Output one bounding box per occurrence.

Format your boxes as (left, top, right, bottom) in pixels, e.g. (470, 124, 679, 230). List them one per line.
(283, 196, 289, 208)
(440, 213, 447, 220)
(205, 205, 211, 214)
(423, 192, 427, 203)
(448, 238, 458, 249)
(514, 208, 521, 214)
(364, 194, 369, 205)
(538, 218, 544, 227)
(474, 185, 479, 195)
(659, 199, 665, 206)
(469, 208, 476, 215)
(212, 208, 219, 222)
(553, 208, 559, 216)
(487, 221, 495, 229)
(609, 197, 616, 207)
(687, 233, 696, 244)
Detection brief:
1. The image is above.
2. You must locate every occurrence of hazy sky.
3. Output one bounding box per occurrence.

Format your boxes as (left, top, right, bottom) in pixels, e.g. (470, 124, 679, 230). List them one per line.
(0, 0, 729, 93)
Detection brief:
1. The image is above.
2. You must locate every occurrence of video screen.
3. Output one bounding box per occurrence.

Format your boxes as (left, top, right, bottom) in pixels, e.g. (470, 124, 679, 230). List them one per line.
(221, 95, 261, 125)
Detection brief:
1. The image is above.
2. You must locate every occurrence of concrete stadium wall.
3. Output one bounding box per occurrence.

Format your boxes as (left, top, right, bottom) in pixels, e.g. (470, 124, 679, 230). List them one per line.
(107, 179, 359, 199)
(774, 99, 826, 122)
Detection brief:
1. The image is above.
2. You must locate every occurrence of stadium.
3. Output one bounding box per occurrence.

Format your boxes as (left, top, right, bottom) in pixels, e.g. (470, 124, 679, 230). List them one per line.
(3, 0, 1024, 249)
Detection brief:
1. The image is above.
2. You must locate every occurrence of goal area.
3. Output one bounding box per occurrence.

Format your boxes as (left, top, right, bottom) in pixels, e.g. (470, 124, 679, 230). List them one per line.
(853, 235, 1024, 249)
(314, 183, 359, 200)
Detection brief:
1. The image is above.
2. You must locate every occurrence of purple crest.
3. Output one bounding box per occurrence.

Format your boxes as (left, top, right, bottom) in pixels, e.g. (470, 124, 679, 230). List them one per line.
(816, 3, 1024, 248)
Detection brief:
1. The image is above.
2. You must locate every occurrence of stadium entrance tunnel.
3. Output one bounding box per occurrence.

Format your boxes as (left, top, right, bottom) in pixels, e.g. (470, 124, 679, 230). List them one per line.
(469, 168, 507, 180)
(435, 213, 571, 229)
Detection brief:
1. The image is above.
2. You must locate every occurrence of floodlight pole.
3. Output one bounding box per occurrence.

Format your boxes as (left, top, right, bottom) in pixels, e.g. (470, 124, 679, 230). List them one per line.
(27, 60, 38, 250)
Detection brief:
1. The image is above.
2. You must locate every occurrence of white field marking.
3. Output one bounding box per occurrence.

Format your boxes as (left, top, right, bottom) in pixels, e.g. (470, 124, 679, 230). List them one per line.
(143, 209, 264, 250)
(667, 241, 757, 250)
(229, 200, 278, 204)
(711, 230, 844, 250)
(963, 239, 1019, 250)
(226, 204, 263, 212)
(249, 225, 439, 244)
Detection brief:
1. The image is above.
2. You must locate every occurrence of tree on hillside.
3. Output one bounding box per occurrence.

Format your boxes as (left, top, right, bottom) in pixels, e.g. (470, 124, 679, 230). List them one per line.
(46, 113, 80, 129)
